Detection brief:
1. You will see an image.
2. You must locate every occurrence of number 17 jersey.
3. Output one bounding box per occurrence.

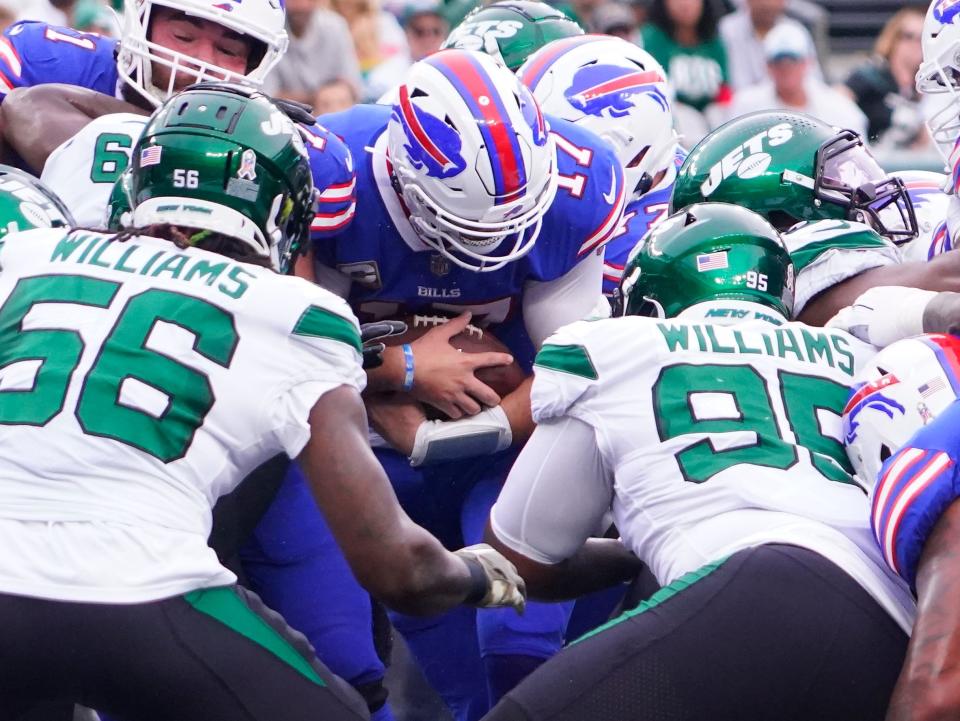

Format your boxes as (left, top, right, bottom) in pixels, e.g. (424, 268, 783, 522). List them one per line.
(531, 307, 915, 631)
(0, 229, 365, 604)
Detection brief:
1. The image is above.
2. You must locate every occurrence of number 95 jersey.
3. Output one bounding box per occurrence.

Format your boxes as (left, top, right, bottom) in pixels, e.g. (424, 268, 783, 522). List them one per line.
(0, 228, 365, 604)
(531, 310, 914, 632)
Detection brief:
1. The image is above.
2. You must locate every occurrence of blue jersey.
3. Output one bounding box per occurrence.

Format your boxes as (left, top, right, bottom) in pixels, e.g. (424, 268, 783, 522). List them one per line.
(0, 22, 118, 100)
(298, 122, 357, 240)
(315, 103, 625, 368)
(601, 148, 686, 295)
(872, 399, 960, 590)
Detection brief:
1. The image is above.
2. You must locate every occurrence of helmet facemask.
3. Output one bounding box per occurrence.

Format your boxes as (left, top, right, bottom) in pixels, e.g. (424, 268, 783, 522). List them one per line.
(116, 0, 287, 107)
(813, 131, 918, 244)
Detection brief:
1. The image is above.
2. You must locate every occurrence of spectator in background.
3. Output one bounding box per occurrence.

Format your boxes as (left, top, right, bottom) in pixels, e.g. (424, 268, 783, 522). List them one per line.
(593, 2, 640, 43)
(719, 0, 821, 92)
(640, 0, 729, 113)
(726, 22, 867, 136)
(263, 0, 362, 106)
(842, 6, 928, 149)
(403, 5, 449, 61)
(332, 0, 411, 100)
(314, 78, 360, 113)
(556, 0, 605, 32)
(15, 0, 114, 33)
(0, 1, 16, 33)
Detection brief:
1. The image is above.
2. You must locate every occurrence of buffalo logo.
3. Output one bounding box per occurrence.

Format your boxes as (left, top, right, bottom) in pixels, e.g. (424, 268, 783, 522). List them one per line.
(934, 0, 960, 23)
(565, 66, 668, 118)
(395, 86, 467, 179)
(517, 85, 548, 147)
(212, 0, 243, 11)
(842, 387, 906, 445)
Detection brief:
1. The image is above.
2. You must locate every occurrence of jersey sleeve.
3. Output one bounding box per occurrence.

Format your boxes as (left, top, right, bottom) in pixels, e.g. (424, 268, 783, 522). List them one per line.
(267, 283, 366, 458)
(301, 121, 357, 240)
(530, 119, 626, 282)
(41, 113, 145, 228)
(530, 320, 604, 423)
(0, 22, 118, 101)
(870, 400, 960, 590)
(783, 220, 900, 316)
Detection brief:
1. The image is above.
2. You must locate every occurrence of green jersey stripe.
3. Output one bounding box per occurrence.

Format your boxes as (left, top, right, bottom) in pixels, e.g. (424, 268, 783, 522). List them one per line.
(534, 343, 599, 380)
(293, 305, 361, 352)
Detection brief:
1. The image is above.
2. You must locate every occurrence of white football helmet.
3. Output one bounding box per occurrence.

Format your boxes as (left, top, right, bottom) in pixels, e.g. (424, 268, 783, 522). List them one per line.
(116, 0, 288, 107)
(517, 34, 677, 202)
(916, 0, 960, 163)
(843, 334, 960, 488)
(387, 49, 558, 272)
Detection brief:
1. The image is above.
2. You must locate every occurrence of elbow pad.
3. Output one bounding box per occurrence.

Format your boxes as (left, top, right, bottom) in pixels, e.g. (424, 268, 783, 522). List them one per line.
(409, 406, 512, 467)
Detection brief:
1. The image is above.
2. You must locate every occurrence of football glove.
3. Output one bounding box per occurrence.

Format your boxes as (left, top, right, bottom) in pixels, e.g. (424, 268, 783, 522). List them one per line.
(454, 543, 526, 614)
(361, 320, 407, 369)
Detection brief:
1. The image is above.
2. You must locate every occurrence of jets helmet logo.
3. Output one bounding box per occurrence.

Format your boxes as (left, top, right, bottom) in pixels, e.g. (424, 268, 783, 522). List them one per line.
(565, 65, 668, 118)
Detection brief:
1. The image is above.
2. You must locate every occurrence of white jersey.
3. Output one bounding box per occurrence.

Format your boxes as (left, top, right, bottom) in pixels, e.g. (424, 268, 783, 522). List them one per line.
(0, 228, 365, 603)
(510, 304, 915, 632)
(41, 113, 146, 228)
(783, 220, 900, 316)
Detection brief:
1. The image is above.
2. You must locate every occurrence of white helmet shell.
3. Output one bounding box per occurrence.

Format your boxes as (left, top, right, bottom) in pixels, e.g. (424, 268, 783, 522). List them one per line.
(917, 0, 960, 163)
(517, 34, 676, 202)
(843, 334, 960, 489)
(387, 49, 558, 272)
(116, 0, 288, 107)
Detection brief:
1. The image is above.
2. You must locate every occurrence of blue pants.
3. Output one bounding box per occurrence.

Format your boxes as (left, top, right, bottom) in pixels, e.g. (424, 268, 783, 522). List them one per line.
(378, 447, 574, 721)
(239, 462, 394, 721)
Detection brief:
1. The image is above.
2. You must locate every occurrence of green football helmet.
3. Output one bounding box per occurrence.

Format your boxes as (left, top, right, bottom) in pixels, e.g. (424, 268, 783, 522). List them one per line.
(671, 111, 918, 244)
(0, 165, 74, 239)
(441, 1, 584, 72)
(618, 202, 794, 319)
(126, 82, 315, 272)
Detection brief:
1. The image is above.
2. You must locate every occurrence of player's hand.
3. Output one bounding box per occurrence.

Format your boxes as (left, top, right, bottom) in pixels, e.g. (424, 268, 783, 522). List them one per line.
(361, 320, 408, 370)
(365, 392, 426, 456)
(408, 312, 513, 419)
(454, 543, 526, 614)
(826, 286, 937, 347)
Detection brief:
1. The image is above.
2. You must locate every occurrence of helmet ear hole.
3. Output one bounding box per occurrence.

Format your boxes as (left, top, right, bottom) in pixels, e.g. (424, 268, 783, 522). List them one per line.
(880, 444, 892, 463)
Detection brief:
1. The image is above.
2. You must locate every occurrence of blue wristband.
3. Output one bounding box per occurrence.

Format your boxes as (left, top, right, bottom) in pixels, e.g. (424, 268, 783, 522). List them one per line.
(402, 343, 415, 391)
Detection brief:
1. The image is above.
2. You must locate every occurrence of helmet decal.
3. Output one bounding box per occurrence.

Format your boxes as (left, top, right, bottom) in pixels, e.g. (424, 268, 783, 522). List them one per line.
(429, 51, 527, 203)
(920, 335, 960, 393)
(396, 85, 468, 180)
(842, 376, 906, 445)
(565, 65, 668, 117)
(933, 0, 960, 24)
(700, 122, 794, 198)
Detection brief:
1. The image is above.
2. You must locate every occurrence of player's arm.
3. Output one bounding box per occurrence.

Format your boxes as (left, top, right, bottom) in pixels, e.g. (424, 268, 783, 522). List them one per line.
(485, 414, 643, 600)
(299, 384, 525, 616)
(886, 499, 960, 721)
(801, 249, 960, 328)
(0, 84, 146, 173)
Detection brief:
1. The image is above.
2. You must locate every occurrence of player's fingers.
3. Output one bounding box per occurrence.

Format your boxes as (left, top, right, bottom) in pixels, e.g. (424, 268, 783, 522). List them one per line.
(454, 391, 483, 417)
(437, 311, 472, 339)
(467, 352, 514, 369)
(464, 378, 501, 408)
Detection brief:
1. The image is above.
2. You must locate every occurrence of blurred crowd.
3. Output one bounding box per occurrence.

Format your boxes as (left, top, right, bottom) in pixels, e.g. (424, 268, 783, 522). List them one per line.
(2, 0, 932, 156)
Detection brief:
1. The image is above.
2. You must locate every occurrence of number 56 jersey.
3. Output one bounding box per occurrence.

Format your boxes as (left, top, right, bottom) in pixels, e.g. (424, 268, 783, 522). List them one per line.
(0, 229, 365, 604)
(531, 308, 915, 632)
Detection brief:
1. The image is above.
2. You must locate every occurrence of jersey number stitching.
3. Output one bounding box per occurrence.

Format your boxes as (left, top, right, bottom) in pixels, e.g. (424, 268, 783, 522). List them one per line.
(0, 274, 239, 462)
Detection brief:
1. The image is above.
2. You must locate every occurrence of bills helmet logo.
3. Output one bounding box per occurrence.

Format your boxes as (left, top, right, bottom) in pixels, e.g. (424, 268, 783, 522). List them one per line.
(395, 86, 467, 179)
(842, 377, 906, 445)
(565, 66, 669, 118)
(934, 0, 960, 23)
(213, 0, 242, 11)
(517, 85, 549, 148)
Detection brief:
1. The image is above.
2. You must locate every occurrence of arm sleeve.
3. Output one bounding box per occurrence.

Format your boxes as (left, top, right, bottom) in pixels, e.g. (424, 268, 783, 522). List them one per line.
(268, 293, 366, 458)
(522, 249, 604, 348)
(871, 400, 960, 589)
(490, 415, 613, 565)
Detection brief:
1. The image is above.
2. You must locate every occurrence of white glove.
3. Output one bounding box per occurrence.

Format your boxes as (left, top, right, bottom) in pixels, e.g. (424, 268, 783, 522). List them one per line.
(826, 286, 938, 347)
(409, 405, 512, 467)
(454, 543, 526, 614)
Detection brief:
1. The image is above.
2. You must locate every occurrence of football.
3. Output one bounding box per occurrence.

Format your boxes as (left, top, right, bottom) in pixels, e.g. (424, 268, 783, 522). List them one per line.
(383, 314, 527, 399)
